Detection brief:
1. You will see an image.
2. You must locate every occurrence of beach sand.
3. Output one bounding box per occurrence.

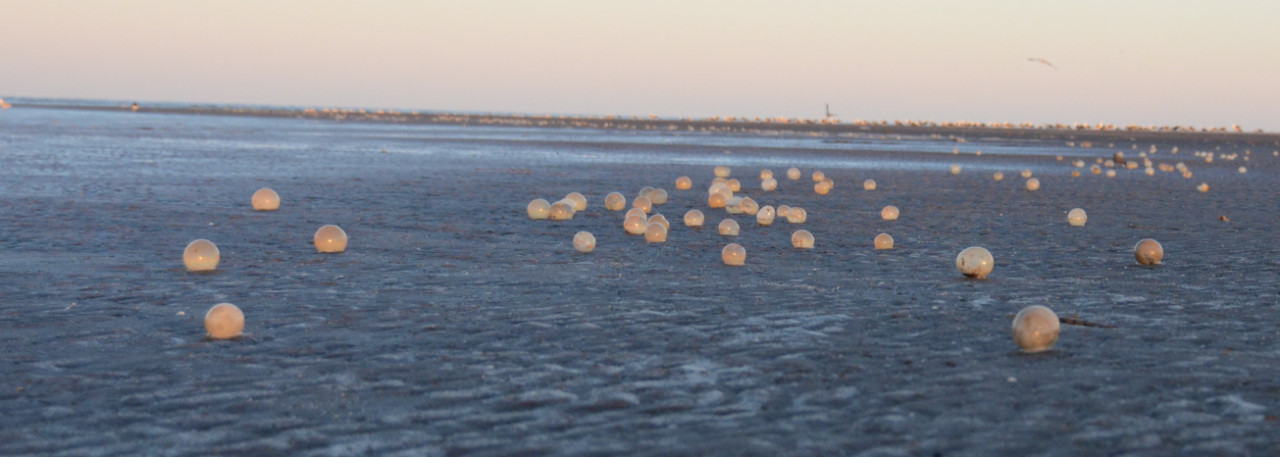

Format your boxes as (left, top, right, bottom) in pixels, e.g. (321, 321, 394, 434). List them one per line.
(2, 104, 1280, 455)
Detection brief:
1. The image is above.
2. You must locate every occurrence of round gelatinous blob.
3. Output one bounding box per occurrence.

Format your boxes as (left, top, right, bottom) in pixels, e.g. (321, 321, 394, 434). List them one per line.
(756, 206, 776, 226)
(647, 188, 669, 205)
(881, 205, 899, 221)
(812, 171, 825, 182)
(993, 172, 1004, 181)
(708, 181, 730, 196)
(604, 192, 626, 211)
(675, 176, 693, 190)
(251, 188, 280, 211)
(955, 246, 994, 279)
(714, 166, 731, 178)
(564, 192, 588, 211)
(791, 230, 815, 249)
(1071, 170, 1081, 178)
(1012, 305, 1060, 353)
(761, 178, 778, 191)
(1067, 208, 1087, 226)
(549, 201, 576, 220)
(718, 218, 740, 236)
(633, 196, 653, 214)
(1239, 166, 1248, 174)
(527, 199, 551, 219)
(874, 233, 894, 250)
(739, 197, 759, 216)
(722, 243, 746, 266)
(786, 207, 807, 224)
(644, 223, 668, 243)
(684, 210, 705, 227)
(573, 231, 596, 253)
(647, 214, 670, 231)
(725, 197, 744, 214)
(1134, 239, 1163, 265)
(950, 164, 962, 175)
(776, 205, 791, 219)
(1196, 183, 1209, 193)
(314, 225, 349, 252)
(726, 179, 741, 192)
(814, 181, 831, 195)
(1091, 165, 1102, 175)
(624, 215, 649, 235)
(1025, 178, 1040, 191)
(204, 303, 245, 339)
(1105, 170, 1116, 178)
(863, 179, 876, 191)
(787, 167, 801, 180)
(1144, 168, 1154, 176)
(708, 193, 727, 209)
(625, 208, 647, 220)
(183, 239, 220, 271)
(639, 186, 654, 197)
(1020, 169, 1033, 179)
(760, 169, 773, 180)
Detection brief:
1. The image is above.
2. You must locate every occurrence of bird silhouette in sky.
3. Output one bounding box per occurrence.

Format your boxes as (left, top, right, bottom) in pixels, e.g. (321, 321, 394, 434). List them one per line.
(1027, 57, 1057, 70)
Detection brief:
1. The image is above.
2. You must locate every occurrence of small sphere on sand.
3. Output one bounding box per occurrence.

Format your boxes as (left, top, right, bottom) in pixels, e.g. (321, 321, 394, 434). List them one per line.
(761, 178, 778, 191)
(786, 207, 807, 224)
(1025, 178, 1040, 191)
(757, 206, 776, 225)
(644, 223, 668, 243)
(1182, 170, 1193, 179)
(708, 193, 727, 209)
(725, 197, 744, 214)
(787, 167, 801, 180)
(183, 239, 220, 271)
(1144, 167, 1155, 176)
(604, 192, 626, 211)
(812, 171, 825, 182)
(718, 218, 740, 236)
(624, 215, 649, 235)
(549, 201, 576, 220)
(684, 209, 705, 227)
(776, 205, 791, 219)
(1073, 160, 1085, 168)
(1238, 166, 1248, 174)
(647, 188, 669, 205)
(1105, 170, 1116, 178)
(993, 172, 1004, 181)
(633, 196, 653, 213)
(739, 197, 760, 216)
(639, 186, 655, 196)
(791, 230, 815, 249)
(1067, 208, 1087, 226)
(714, 166, 731, 178)
(648, 214, 670, 231)
(1196, 183, 1209, 193)
(1071, 170, 1081, 178)
(314, 225, 349, 252)
(564, 192, 588, 211)
(251, 188, 280, 211)
(814, 181, 831, 195)
(863, 179, 876, 190)
(950, 164, 962, 175)
(1020, 169, 1033, 179)
(204, 303, 244, 339)
(874, 233, 894, 250)
(1012, 305, 1060, 353)
(675, 176, 693, 190)
(573, 231, 596, 253)
(881, 205, 899, 221)
(625, 207, 647, 220)
(1090, 165, 1102, 175)
(760, 169, 773, 180)
(722, 243, 746, 266)
(955, 246, 994, 279)
(1134, 238, 1163, 265)
(527, 199, 551, 219)
(726, 179, 741, 192)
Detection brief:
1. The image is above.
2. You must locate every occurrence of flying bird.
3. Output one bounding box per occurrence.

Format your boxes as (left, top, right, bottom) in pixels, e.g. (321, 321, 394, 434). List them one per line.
(1027, 58, 1057, 70)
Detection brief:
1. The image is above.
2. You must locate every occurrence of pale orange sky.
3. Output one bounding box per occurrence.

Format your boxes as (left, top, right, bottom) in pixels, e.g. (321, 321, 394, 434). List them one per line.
(3, 1, 1278, 130)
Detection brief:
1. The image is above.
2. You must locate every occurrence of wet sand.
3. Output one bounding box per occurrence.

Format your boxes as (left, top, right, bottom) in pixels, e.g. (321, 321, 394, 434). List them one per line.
(2, 104, 1280, 456)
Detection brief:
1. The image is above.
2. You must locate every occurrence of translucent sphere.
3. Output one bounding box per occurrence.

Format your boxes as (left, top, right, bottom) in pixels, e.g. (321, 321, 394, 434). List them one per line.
(573, 231, 596, 253)
(812, 171, 825, 182)
(1134, 239, 1163, 265)
(625, 207, 647, 220)
(756, 206, 776, 225)
(1074, 160, 1086, 168)
(722, 243, 746, 266)
(786, 207, 807, 224)
(251, 188, 280, 211)
(549, 201, 576, 220)
(881, 205, 899, 221)
(314, 225, 349, 252)
(1196, 183, 1209, 193)
(564, 192, 588, 211)
(648, 214, 670, 231)
(1182, 170, 1193, 179)
(1105, 170, 1116, 178)
(183, 239, 220, 271)
(204, 303, 244, 339)
(791, 230, 814, 249)
(760, 169, 773, 180)
(675, 176, 693, 190)
(1144, 167, 1155, 176)
(718, 218, 740, 236)
(639, 186, 655, 197)
(624, 215, 649, 235)
(1067, 208, 1087, 226)
(604, 192, 626, 211)
(787, 167, 801, 180)
(1071, 170, 1081, 178)
(708, 182, 731, 196)
(684, 210, 705, 227)
(1091, 165, 1102, 175)
(1012, 305, 1060, 353)
(714, 166, 731, 178)
(739, 197, 759, 216)
(1020, 169, 1033, 179)
(527, 198, 551, 219)
(725, 197, 744, 214)
(874, 233, 894, 250)
(956, 246, 994, 279)
(644, 223, 668, 243)
(814, 181, 831, 195)
(776, 205, 791, 219)
(708, 193, 727, 209)
(633, 196, 653, 213)
(993, 172, 1004, 181)
(1025, 178, 1040, 191)
(761, 178, 778, 191)
(863, 179, 876, 191)
(950, 164, 962, 175)
(726, 179, 741, 192)
(648, 188, 669, 205)
(1239, 166, 1248, 174)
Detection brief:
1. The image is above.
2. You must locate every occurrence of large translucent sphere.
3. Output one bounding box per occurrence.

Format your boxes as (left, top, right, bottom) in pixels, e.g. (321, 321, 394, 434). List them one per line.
(708, 182, 730, 196)
(675, 176, 693, 190)
(1020, 169, 1033, 179)
(573, 231, 596, 253)
(814, 181, 831, 195)
(718, 218, 740, 236)
(714, 166, 731, 178)
(564, 192, 588, 211)
(739, 197, 759, 216)
(874, 233, 894, 250)
(314, 225, 349, 252)
(648, 214, 670, 231)
(863, 179, 876, 191)
(204, 303, 245, 339)
(625, 207, 647, 220)
(786, 207, 807, 224)
(881, 205, 899, 221)
(1105, 170, 1116, 178)
(757, 206, 776, 225)
(684, 210, 705, 227)
(1012, 305, 1060, 353)
(604, 192, 626, 211)
(183, 239, 220, 271)
(761, 178, 778, 191)
(1067, 208, 1087, 226)
(787, 167, 801, 180)
(726, 179, 741, 192)
(776, 205, 791, 219)
(812, 171, 825, 182)
(633, 196, 653, 213)
(1025, 178, 1040, 191)
(644, 223, 668, 243)
(722, 243, 746, 266)
(251, 188, 280, 211)
(549, 201, 576, 220)
(955, 246, 994, 279)
(725, 197, 744, 214)
(624, 215, 649, 235)
(1134, 239, 1163, 265)
(708, 193, 727, 209)
(1091, 165, 1102, 175)
(791, 230, 815, 248)
(993, 172, 1004, 181)
(760, 169, 773, 180)
(648, 188, 669, 205)
(527, 199, 551, 219)
(950, 164, 962, 175)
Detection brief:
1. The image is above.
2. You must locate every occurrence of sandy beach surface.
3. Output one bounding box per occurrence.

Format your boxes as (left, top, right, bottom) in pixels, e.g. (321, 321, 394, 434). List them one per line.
(3, 103, 1280, 456)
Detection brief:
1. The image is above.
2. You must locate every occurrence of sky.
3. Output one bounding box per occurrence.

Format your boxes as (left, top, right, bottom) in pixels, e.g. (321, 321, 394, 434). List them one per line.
(3, 0, 1279, 130)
